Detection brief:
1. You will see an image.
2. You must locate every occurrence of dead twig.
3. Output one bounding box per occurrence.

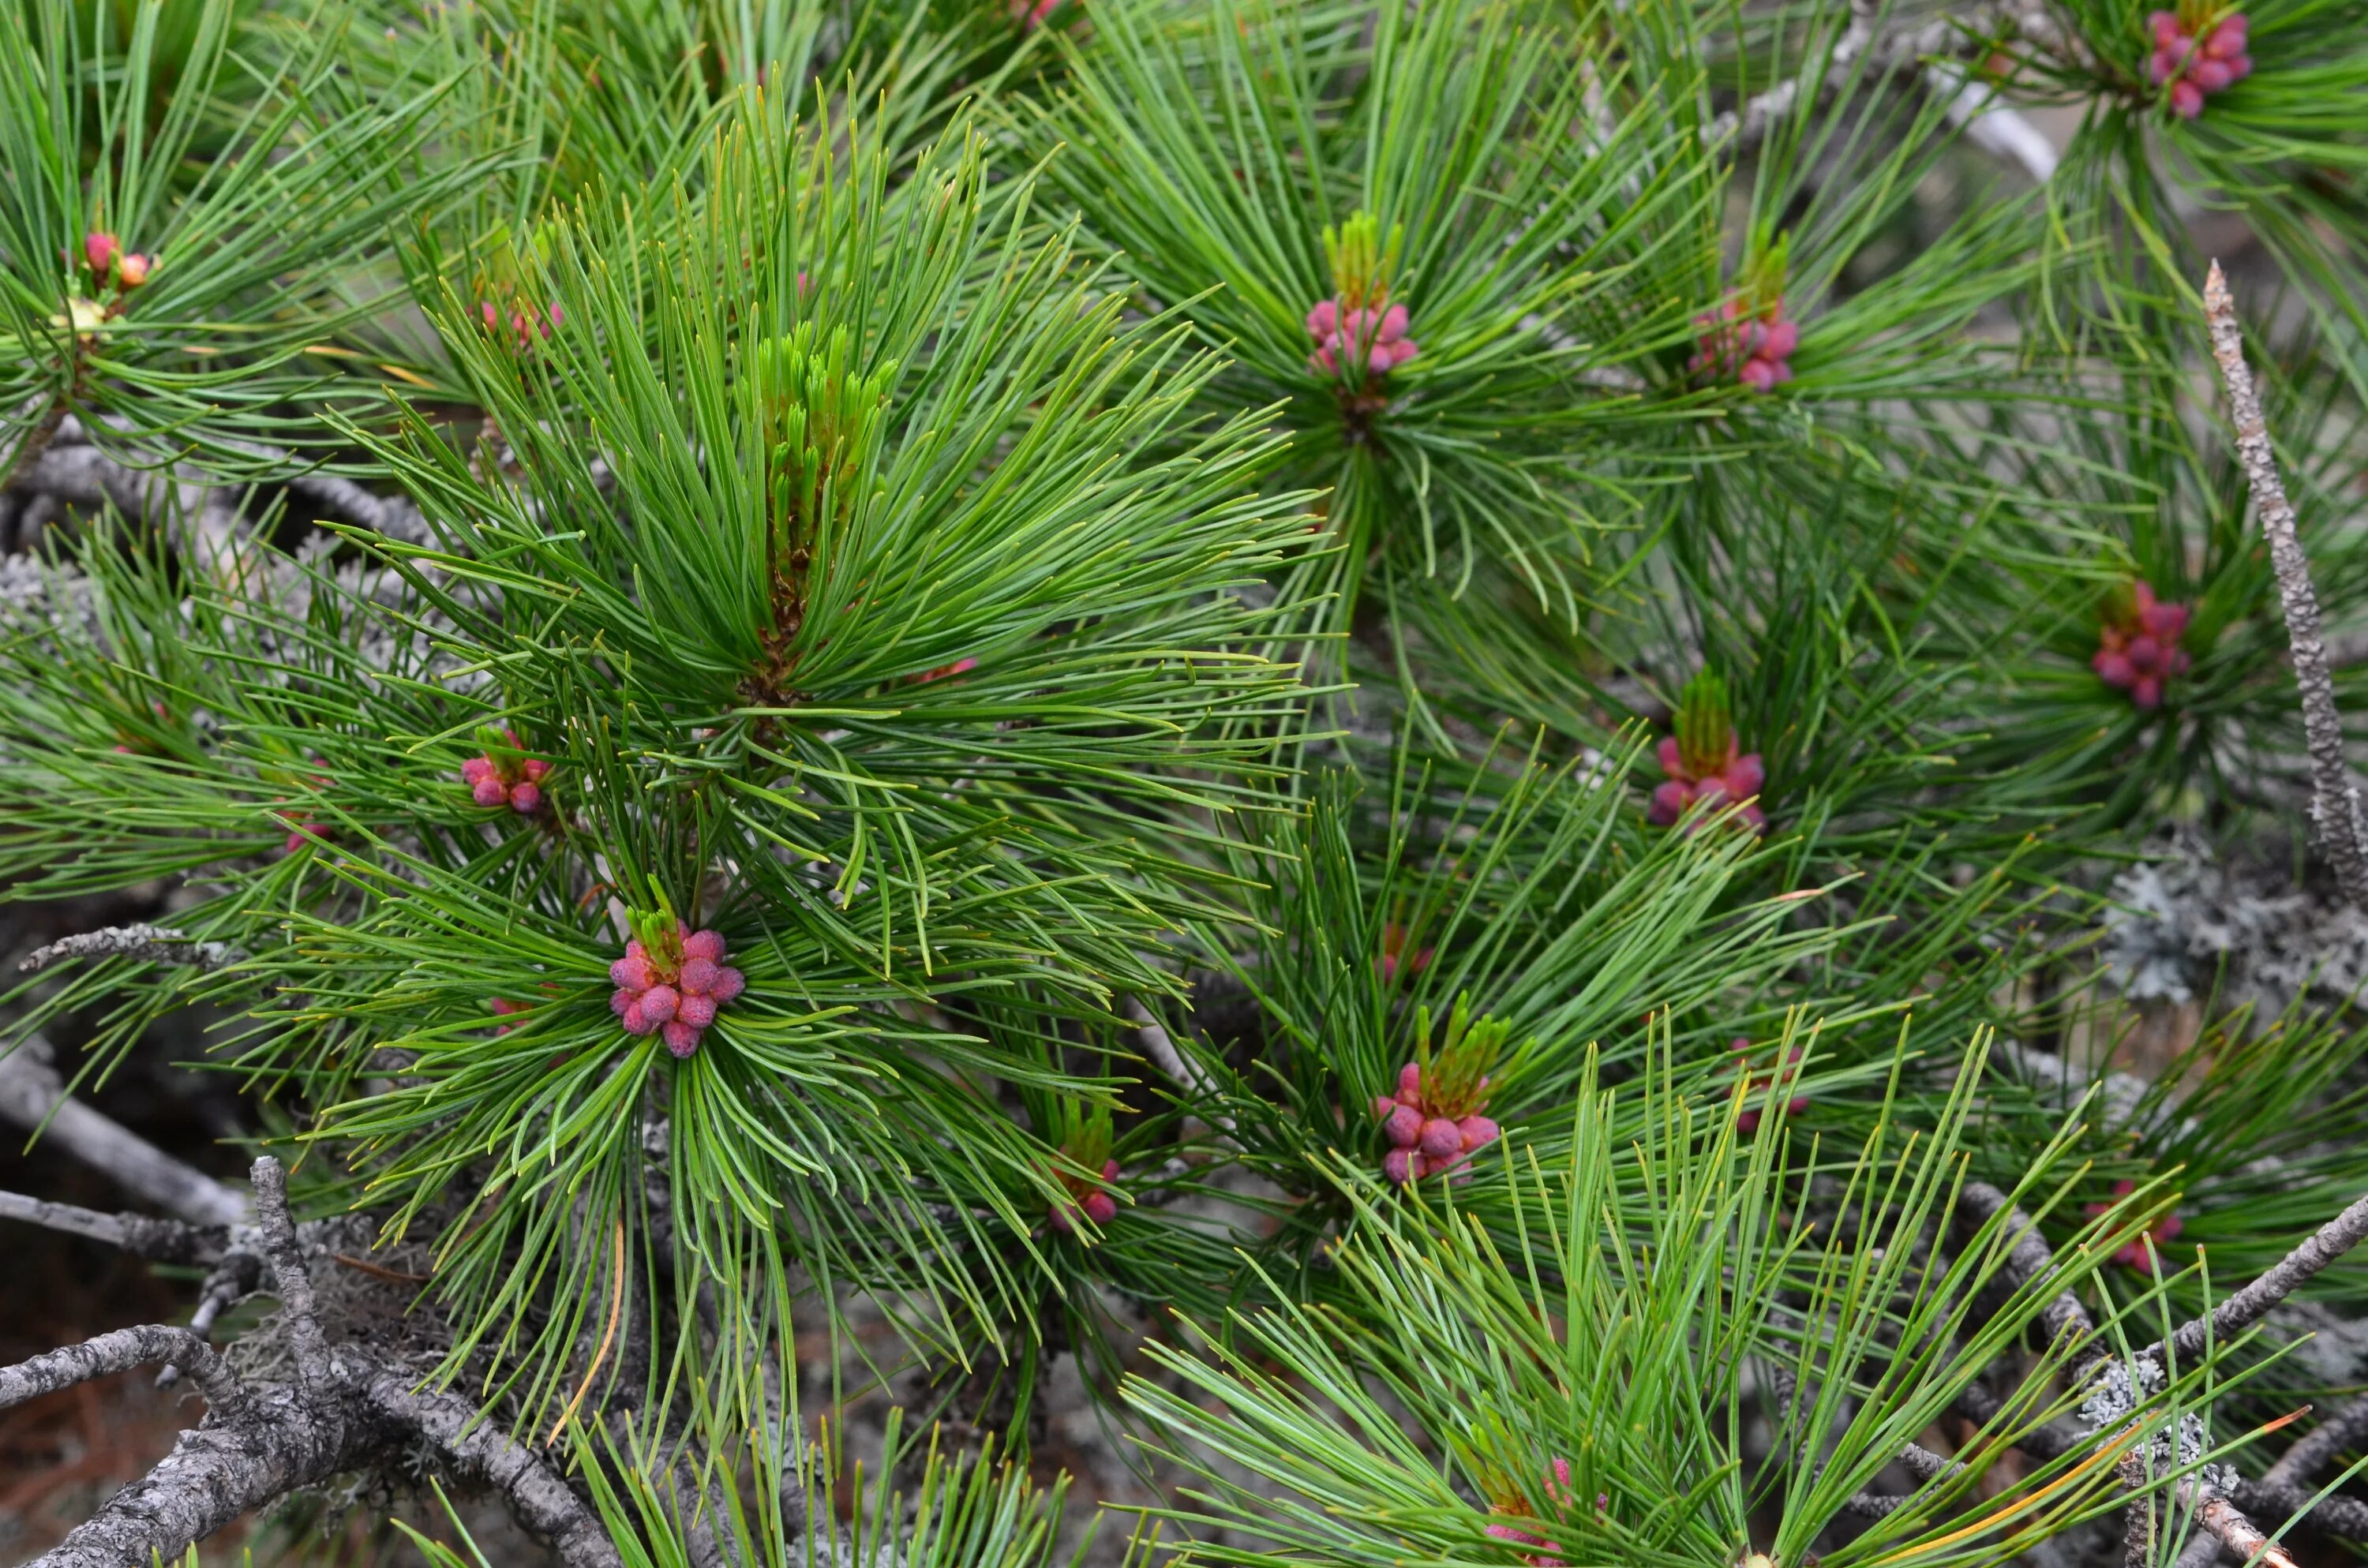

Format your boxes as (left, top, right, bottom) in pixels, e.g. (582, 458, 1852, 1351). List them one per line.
(2203, 260, 2368, 907)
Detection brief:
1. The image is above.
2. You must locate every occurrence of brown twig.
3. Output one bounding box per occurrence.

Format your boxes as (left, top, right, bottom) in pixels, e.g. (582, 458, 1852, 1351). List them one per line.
(2203, 260, 2368, 908)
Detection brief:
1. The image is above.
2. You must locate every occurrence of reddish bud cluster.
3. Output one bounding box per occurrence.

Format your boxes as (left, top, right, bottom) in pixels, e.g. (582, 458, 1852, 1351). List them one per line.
(2085, 1178, 2185, 1272)
(1484, 1458, 1576, 1567)
(1373, 1061, 1500, 1184)
(1732, 1038, 1808, 1134)
(1690, 298, 1798, 392)
(1376, 921, 1433, 985)
(1647, 736, 1767, 833)
(1047, 1157, 1122, 1233)
(1307, 298, 1419, 378)
(611, 924, 745, 1057)
(479, 298, 563, 349)
(2093, 582, 2192, 709)
(2149, 9, 2250, 118)
(81, 231, 152, 289)
(460, 728, 552, 814)
(912, 657, 977, 683)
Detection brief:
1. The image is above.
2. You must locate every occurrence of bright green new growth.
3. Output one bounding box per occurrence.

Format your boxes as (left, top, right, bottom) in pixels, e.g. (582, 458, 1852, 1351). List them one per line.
(1673, 669, 1738, 777)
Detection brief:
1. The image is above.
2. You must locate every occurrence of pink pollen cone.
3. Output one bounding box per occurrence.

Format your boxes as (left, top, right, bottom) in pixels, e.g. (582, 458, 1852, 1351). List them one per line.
(84, 231, 118, 273)
(680, 957, 721, 995)
(611, 953, 655, 990)
(1397, 1061, 1423, 1099)
(508, 781, 541, 814)
(1384, 1103, 1425, 1147)
(1418, 1117, 1463, 1160)
(621, 1000, 651, 1035)
(1081, 1191, 1117, 1224)
(682, 929, 727, 964)
(472, 776, 508, 807)
(663, 1020, 702, 1057)
(638, 985, 680, 1025)
(676, 993, 718, 1029)
(1457, 1113, 1500, 1151)
(706, 967, 746, 1003)
(1382, 1147, 1419, 1184)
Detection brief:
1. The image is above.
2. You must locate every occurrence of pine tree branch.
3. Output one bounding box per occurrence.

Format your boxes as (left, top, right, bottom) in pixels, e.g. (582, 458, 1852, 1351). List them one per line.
(2141, 1188, 2368, 1370)
(249, 1155, 332, 1390)
(0, 1037, 248, 1227)
(0, 1323, 245, 1416)
(1959, 1180, 2096, 1349)
(2182, 1480, 2302, 1568)
(1708, 0, 1879, 148)
(2202, 260, 2368, 909)
(9, 1154, 624, 1568)
(20, 923, 246, 974)
(0, 1188, 230, 1263)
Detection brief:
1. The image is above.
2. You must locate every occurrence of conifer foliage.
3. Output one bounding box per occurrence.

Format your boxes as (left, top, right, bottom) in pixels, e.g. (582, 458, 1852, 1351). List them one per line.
(3, 0, 2368, 1564)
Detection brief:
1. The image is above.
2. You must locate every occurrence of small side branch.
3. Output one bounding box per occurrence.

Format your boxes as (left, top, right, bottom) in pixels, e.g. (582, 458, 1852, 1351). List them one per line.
(21, 923, 245, 974)
(2203, 260, 2368, 907)
(1960, 1181, 2095, 1349)
(2144, 1188, 2368, 1370)
(0, 1188, 228, 1263)
(250, 1155, 332, 1387)
(0, 1323, 244, 1416)
(0, 1037, 247, 1227)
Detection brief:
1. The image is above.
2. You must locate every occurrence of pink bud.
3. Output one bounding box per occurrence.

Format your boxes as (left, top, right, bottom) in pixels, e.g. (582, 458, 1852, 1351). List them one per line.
(1101, 1158, 1121, 1181)
(610, 954, 655, 990)
(1385, 1103, 1425, 1147)
(2148, 9, 2181, 43)
(2171, 78, 2205, 116)
(508, 781, 541, 814)
(1647, 780, 1693, 826)
(471, 776, 508, 807)
(663, 1020, 702, 1057)
(2093, 650, 2135, 687)
(1382, 1147, 1418, 1184)
(84, 231, 118, 272)
(676, 992, 718, 1028)
(2191, 56, 2233, 88)
(545, 301, 562, 333)
(706, 967, 745, 1003)
(610, 987, 636, 1017)
(1047, 1203, 1073, 1234)
(461, 756, 494, 784)
(114, 253, 150, 287)
(1397, 1061, 1423, 1099)
(481, 301, 500, 328)
(1724, 753, 1766, 798)
(1377, 303, 1409, 342)
(680, 957, 721, 995)
(1306, 299, 1339, 337)
(2133, 673, 2164, 709)
(1759, 320, 1800, 361)
(2226, 51, 2251, 78)
(621, 1000, 651, 1035)
(1418, 1117, 1463, 1159)
(1082, 1191, 1118, 1225)
(1456, 1114, 1500, 1151)
(2201, 13, 2246, 54)
(1738, 357, 1779, 393)
(1547, 1455, 1572, 1495)
(1737, 1106, 1763, 1134)
(682, 929, 726, 963)
(2150, 46, 2182, 81)
(639, 984, 680, 1024)
(1373, 1094, 1398, 1119)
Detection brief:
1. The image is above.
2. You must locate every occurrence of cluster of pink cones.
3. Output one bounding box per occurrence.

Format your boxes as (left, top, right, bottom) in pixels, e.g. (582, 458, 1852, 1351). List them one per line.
(611, 924, 746, 1057)
(81, 230, 152, 290)
(1047, 1158, 1122, 1233)
(480, 298, 562, 349)
(1307, 298, 1420, 379)
(1373, 1061, 1500, 1184)
(1689, 298, 1799, 392)
(2149, 9, 2250, 118)
(2086, 1179, 2185, 1273)
(2093, 581, 2193, 709)
(460, 728, 552, 814)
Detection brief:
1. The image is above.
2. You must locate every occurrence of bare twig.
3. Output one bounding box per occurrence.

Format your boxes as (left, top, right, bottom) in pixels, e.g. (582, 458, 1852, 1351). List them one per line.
(1709, 0, 1879, 148)
(0, 1323, 245, 1415)
(2142, 1188, 2368, 1370)
(0, 1188, 228, 1263)
(2181, 1480, 2301, 1568)
(2203, 260, 2368, 908)
(249, 1155, 332, 1388)
(0, 1037, 247, 1226)
(1125, 997, 1236, 1139)
(20, 923, 246, 975)
(1960, 1180, 2096, 1349)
